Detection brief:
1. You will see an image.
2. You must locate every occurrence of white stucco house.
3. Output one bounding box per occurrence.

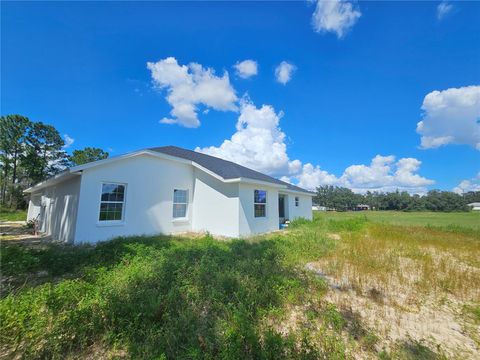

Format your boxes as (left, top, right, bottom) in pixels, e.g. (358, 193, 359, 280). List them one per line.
(25, 146, 314, 244)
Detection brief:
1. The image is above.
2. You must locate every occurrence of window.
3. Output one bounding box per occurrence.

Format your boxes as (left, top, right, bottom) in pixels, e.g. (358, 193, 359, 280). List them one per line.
(173, 189, 188, 218)
(295, 197, 299, 207)
(254, 190, 267, 217)
(99, 183, 125, 221)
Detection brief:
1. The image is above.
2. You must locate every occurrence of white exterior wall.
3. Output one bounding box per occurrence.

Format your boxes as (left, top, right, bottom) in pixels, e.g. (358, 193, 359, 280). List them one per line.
(27, 194, 42, 222)
(27, 176, 81, 243)
(285, 193, 313, 221)
(192, 169, 240, 237)
(238, 183, 279, 236)
(74, 154, 194, 244)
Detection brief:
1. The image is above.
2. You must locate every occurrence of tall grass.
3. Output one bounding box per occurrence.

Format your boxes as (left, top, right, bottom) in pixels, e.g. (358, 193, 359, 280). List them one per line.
(317, 223, 480, 303)
(0, 233, 339, 359)
(1, 214, 478, 359)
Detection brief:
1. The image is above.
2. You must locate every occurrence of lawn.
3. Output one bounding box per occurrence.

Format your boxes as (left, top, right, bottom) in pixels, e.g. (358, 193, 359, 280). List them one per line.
(314, 210, 480, 231)
(0, 208, 27, 222)
(1, 212, 479, 359)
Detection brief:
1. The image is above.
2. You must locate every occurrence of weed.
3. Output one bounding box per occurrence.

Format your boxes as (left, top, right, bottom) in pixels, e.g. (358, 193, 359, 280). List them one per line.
(322, 303, 345, 331)
(0, 234, 341, 359)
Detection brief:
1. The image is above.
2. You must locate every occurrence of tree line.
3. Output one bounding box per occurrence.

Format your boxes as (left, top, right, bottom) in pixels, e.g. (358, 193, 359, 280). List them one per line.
(314, 185, 480, 212)
(0, 115, 108, 209)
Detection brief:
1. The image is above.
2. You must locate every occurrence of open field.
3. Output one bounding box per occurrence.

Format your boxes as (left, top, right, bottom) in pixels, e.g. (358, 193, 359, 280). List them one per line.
(1, 212, 479, 359)
(314, 210, 480, 231)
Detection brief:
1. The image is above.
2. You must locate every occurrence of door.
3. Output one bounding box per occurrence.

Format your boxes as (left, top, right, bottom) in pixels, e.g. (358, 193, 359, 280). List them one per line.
(279, 195, 285, 219)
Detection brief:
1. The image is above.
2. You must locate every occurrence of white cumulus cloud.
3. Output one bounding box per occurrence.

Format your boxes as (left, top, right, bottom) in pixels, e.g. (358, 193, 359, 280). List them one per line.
(295, 163, 340, 190)
(234, 60, 258, 79)
(437, 1, 453, 20)
(291, 155, 433, 194)
(275, 61, 296, 85)
(311, 0, 361, 38)
(416, 85, 480, 150)
(196, 98, 298, 176)
(63, 134, 74, 149)
(339, 156, 434, 193)
(453, 172, 480, 194)
(147, 57, 238, 128)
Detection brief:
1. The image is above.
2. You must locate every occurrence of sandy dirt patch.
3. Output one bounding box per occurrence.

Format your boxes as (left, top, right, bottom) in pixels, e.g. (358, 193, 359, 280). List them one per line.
(306, 261, 479, 358)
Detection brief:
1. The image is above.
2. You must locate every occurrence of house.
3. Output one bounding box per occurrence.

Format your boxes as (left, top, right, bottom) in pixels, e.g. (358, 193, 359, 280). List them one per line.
(25, 146, 314, 244)
(467, 202, 480, 211)
(312, 205, 327, 211)
(355, 204, 370, 211)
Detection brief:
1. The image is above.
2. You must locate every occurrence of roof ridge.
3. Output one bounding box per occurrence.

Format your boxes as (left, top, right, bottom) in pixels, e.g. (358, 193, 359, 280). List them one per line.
(148, 145, 314, 194)
(150, 145, 243, 167)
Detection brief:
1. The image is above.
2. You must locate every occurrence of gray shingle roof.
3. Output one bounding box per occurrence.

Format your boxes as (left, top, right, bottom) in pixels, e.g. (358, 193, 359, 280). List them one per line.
(149, 146, 313, 194)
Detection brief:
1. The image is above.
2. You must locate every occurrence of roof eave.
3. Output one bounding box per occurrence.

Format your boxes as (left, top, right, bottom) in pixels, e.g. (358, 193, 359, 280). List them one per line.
(225, 177, 287, 189)
(24, 170, 81, 193)
(281, 188, 316, 196)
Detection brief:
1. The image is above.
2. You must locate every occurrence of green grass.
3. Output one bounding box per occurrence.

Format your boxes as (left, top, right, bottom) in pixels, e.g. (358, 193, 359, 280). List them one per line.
(0, 233, 339, 359)
(0, 208, 27, 221)
(314, 210, 480, 231)
(1, 212, 478, 359)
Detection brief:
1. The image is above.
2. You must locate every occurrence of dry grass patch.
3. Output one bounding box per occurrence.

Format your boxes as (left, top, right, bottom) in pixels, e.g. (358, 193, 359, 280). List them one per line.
(307, 223, 480, 358)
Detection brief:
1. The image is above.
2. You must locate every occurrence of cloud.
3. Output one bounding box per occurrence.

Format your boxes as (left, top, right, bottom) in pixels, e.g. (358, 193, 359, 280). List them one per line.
(311, 0, 361, 38)
(234, 60, 258, 79)
(340, 156, 433, 193)
(416, 85, 480, 150)
(453, 172, 480, 194)
(195, 98, 432, 194)
(147, 57, 238, 127)
(63, 134, 74, 149)
(196, 98, 295, 175)
(294, 163, 340, 190)
(292, 155, 433, 193)
(275, 61, 296, 85)
(437, 1, 453, 20)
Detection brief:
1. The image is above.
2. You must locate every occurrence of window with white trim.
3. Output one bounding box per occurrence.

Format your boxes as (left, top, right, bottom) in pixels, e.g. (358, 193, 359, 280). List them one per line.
(99, 183, 125, 221)
(295, 197, 299, 207)
(254, 190, 267, 218)
(173, 189, 188, 218)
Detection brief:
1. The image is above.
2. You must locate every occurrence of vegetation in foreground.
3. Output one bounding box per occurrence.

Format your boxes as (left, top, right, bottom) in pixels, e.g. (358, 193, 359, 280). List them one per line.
(1, 213, 479, 359)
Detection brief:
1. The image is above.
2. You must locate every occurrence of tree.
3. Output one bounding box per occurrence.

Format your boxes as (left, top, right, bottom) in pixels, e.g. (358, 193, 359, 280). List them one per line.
(0, 114, 112, 209)
(314, 185, 360, 211)
(0, 115, 31, 206)
(463, 191, 480, 204)
(314, 186, 470, 213)
(23, 122, 67, 184)
(69, 147, 109, 166)
(423, 190, 468, 212)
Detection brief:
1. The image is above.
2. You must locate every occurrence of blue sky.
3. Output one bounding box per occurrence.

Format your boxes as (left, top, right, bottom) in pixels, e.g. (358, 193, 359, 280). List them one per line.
(2, 1, 479, 193)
